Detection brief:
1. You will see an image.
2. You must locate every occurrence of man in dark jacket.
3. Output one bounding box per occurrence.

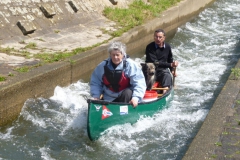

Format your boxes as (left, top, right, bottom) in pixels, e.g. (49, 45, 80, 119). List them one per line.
(145, 29, 178, 94)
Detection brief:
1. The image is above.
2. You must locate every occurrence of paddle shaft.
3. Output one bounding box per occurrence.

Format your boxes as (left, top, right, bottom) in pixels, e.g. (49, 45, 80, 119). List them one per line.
(172, 67, 176, 86)
(151, 87, 169, 90)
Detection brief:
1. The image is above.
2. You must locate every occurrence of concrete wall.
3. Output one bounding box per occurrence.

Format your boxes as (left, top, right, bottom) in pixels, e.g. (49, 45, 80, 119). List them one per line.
(0, 0, 136, 44)
(0, 0, 216, 125)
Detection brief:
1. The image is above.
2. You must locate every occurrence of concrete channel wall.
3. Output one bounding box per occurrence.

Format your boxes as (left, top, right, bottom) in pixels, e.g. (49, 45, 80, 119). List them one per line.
(0, 0, 134, 44)
(0, 0, 216, 129)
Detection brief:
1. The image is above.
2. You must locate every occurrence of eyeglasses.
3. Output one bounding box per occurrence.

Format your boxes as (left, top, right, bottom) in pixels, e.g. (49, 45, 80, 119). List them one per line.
(154, 36, 164, 39)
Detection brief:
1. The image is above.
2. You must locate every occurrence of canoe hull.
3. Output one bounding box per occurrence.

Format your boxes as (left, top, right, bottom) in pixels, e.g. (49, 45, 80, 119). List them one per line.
(87, 87, 173, 141)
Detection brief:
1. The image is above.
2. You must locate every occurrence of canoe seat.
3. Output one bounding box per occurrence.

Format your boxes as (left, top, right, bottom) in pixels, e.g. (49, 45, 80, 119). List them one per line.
(151, 87, 169, 91)
(150, 82, 169, 97)
(157, 94, 163, 97)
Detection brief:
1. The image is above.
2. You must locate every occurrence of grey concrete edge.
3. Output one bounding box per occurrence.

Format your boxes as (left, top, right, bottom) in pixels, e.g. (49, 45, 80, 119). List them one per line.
(0, 0, 216, 127)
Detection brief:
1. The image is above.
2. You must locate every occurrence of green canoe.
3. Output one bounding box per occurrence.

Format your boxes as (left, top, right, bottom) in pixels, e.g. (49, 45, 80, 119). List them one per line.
(87, 86, 174, 141)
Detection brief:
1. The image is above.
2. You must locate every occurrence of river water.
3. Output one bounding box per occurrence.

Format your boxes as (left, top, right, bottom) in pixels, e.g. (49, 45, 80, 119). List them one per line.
(1, 0, 240, 159)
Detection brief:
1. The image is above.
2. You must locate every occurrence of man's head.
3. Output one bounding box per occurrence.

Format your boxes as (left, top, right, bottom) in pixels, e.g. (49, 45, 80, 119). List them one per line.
(154, 29, 166, 47)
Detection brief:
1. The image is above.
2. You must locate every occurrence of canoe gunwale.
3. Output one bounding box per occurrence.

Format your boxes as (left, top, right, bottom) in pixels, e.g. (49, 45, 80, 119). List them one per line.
(87, 86, 173, 105)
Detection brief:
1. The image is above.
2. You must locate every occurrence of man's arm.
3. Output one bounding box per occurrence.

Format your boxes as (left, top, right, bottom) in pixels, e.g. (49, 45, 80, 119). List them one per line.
(90, 63, 104, 99)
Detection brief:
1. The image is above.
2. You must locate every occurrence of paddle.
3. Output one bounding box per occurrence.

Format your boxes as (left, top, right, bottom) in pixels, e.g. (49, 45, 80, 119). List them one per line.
(173, 67, 177, 87)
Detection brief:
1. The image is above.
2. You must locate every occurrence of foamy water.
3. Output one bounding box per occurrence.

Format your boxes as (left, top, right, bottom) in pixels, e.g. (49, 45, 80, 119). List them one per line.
(1, 0, 240, 159)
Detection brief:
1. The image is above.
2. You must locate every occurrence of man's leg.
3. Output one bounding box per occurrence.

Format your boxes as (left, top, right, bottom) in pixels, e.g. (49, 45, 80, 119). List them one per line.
(156, 70, 172, 94)
(113, 88, 132, 103)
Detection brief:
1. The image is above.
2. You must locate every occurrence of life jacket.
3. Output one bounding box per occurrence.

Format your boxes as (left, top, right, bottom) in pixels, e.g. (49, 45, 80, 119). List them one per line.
(102, 60, 130, 92)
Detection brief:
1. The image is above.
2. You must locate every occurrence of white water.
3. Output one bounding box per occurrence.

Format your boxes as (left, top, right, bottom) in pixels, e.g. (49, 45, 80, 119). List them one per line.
(1, 0, 240, 159)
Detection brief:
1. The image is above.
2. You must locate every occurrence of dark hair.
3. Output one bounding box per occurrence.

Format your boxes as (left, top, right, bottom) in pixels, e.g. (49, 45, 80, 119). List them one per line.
(154, 29, 165, 36)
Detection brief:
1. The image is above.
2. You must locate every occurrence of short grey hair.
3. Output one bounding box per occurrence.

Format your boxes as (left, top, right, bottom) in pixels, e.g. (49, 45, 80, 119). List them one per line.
(108, 41, 127, 58)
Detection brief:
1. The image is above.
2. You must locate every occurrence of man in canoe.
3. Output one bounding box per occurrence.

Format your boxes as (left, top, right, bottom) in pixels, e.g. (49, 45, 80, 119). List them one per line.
(145, 29, 178, 94)
(90, 41, 146, 107)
